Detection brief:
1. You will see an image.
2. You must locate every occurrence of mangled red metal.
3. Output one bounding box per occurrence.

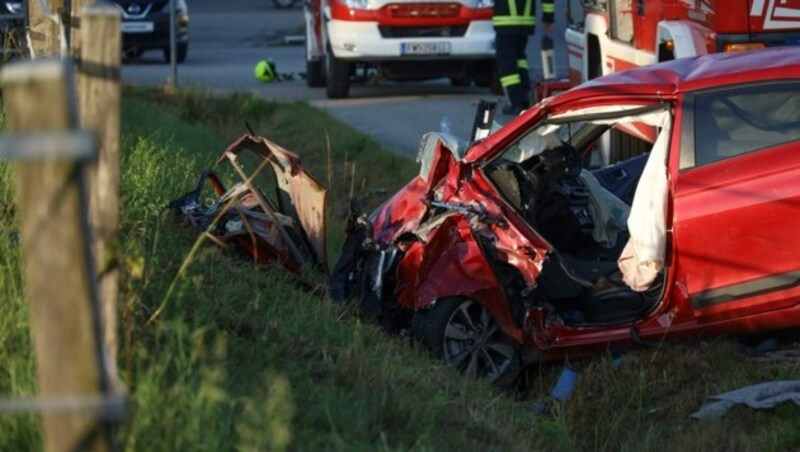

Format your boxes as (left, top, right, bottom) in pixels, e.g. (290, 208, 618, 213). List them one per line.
(170, 134, 327, 274)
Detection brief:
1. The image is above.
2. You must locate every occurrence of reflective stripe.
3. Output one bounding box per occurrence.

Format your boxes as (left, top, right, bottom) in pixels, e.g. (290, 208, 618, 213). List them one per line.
(517, 59, 528, 69)
(542, 2, 554, 13)
(493, 16, 535, 26)
(500, 73, 521, 87)
(508, 0, 517, 18)
(495, 0, 535, 26)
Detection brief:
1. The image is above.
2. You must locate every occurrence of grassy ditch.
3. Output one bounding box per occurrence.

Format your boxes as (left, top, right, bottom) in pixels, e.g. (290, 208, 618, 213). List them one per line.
(1, 87, 799, 450)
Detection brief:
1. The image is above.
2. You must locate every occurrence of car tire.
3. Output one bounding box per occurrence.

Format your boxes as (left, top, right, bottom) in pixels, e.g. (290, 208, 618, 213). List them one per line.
(307, 58, 326, 87)
(325, 46, 350, 99)
(163, 42, 188, 64)
(412, 297, 521, 388)
(473, 60, 502, 95)
(450, 76, 471, 87)
(273, 0, 297, 7)
(124, 47, 144, 60)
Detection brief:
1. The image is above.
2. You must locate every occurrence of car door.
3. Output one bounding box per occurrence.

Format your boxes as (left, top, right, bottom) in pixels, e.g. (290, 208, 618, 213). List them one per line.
(672, 81, 800, 322)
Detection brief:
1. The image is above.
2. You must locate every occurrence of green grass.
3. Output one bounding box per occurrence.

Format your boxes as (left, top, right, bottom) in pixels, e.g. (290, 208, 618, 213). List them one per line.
(1, 86, 799, 450)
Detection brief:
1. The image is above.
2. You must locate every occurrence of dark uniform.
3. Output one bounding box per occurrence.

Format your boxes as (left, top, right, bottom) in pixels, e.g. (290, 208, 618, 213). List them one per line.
(494, 0, 554, 115)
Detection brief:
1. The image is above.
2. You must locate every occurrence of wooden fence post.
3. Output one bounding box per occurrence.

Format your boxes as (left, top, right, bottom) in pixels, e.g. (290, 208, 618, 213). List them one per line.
(27, 0, 67, 56)
(78, 3, 122, 383)
(69, 0, 92, 59)
(0, 59, 112, 452)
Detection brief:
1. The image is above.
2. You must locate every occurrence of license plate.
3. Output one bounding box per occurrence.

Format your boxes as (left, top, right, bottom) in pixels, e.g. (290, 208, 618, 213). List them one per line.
(121, 22, 154, 33)
(400, 42, 451, 56)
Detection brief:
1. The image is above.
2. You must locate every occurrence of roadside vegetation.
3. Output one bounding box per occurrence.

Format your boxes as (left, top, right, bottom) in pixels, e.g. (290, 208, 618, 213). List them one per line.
(1, 87, 798, 450)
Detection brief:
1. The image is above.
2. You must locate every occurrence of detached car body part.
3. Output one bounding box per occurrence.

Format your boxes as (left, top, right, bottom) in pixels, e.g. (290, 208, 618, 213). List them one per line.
(303, 0, 496, 98)
(113, 0, 190, 63)
(170, 134, 327, 274)
(331, 47, 800, 384)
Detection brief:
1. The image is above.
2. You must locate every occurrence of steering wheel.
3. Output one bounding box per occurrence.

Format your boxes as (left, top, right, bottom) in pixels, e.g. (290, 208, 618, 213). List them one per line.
(541, 143, 583, 180)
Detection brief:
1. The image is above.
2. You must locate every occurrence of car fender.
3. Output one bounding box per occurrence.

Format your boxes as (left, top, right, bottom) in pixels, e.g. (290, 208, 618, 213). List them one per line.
(395, 214, 524, 343)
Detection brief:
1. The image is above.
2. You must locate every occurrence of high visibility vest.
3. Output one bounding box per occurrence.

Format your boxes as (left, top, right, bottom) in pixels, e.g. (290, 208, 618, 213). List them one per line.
(493, 0, 534, 28)
(493, 0, 553, 32)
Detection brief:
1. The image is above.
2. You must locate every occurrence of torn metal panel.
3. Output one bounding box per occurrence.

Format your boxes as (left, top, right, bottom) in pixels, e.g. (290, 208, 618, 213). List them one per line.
(220, 134, 328, 271)
(170, 134, 327, 274)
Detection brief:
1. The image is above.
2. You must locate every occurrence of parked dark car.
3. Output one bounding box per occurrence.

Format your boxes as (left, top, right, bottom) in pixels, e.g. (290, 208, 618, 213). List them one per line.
(331, 47, 800, 386)
(112, 0, 189, 63)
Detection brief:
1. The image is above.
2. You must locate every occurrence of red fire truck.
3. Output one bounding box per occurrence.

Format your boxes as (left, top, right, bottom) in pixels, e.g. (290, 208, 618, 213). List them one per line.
(561, 0, 800, 86)
(544, 0, 800, 163)
(303, 0, 496, 99)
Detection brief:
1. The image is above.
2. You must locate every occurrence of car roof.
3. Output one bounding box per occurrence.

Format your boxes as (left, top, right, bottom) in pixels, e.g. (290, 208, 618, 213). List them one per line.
(549, 46, 800, 109)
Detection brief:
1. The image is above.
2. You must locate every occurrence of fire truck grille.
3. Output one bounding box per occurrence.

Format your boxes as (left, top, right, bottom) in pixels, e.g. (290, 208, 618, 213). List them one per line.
(378, 25, 468, 38)
(386, 2, 461, 18)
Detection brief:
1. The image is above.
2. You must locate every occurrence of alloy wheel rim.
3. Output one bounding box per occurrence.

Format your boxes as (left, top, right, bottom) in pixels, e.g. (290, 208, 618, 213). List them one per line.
(442, 300, 515, 382)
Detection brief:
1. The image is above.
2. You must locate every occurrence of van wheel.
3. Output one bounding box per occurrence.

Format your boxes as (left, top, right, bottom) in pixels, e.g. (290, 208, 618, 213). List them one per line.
(325, 47, 350, 99)
(450, 76, 471, 87)
(307, 58, 325, 87)
(412, 297, 521, 388)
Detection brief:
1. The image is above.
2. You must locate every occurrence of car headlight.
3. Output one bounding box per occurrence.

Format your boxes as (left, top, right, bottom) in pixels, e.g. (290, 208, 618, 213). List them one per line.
(341, 0, 370, 9)
(5, 1, 22, 14)
(476, 0, 493, 7)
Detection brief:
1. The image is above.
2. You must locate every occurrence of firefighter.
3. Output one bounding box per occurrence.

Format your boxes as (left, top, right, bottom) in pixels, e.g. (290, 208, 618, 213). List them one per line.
(494, 0, 554, 115)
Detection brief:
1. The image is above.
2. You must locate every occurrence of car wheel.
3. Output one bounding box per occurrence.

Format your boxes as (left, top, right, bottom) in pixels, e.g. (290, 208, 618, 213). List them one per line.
(325, 47, 350, 99)
(124, 47, 144, 60)
(449, 76, 471, 87)
(273, 0, 297, 7)
(163, 42, 188, 64)
(306, 42, 326, 87)
(412, 297, 521, 388)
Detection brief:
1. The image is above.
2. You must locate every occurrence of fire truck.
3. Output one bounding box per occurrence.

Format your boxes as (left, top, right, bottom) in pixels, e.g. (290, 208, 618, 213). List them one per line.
(546, 0, 800, 163)
(303, 0, 496, 99)
(561, 0, 800, 87)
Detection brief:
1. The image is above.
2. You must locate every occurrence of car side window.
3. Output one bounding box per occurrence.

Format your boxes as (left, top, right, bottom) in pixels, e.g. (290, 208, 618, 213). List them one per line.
(692, 82, 800, 168)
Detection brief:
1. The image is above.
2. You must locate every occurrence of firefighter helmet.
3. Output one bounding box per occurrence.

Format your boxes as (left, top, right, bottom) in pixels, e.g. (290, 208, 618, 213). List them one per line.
(254, 59, 277, 82)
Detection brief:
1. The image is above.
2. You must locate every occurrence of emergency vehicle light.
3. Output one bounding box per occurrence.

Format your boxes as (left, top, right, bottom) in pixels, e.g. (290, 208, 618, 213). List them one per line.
(723, 42, 766, 52)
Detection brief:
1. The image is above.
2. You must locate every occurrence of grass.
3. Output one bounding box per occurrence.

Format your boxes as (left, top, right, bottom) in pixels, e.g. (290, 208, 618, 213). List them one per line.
(1, 86, 799, 450)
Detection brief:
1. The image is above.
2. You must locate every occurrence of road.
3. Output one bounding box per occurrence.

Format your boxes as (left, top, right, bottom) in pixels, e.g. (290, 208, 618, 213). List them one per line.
(122, 0, 569, 158)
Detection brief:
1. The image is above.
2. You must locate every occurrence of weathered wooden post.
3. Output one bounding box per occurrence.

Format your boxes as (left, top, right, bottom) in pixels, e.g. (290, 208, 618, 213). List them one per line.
(69, 0, 92, 59)
(78, 2, 122, 383)
(0, 59, 113, 451)
(27, 0, 67, 56)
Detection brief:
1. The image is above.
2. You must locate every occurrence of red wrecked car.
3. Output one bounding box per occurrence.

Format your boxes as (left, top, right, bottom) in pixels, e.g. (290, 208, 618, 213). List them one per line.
(330, 47, 800, 386)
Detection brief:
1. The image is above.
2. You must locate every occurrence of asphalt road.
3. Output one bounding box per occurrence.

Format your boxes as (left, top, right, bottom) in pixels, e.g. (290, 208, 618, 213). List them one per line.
(122, 0, 569, 158)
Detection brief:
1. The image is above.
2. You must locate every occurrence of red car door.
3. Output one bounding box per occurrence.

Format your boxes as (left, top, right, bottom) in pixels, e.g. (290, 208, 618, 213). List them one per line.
(671, 81, 800, 324)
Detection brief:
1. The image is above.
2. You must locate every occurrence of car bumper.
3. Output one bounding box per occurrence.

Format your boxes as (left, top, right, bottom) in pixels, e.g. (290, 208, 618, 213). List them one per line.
(122, 13, 189, 50)
(327, 19, 495, 60)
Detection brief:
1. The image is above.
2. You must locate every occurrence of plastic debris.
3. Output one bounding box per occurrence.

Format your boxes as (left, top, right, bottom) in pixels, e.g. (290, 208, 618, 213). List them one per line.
(551, 367, 579, 402)
(690, 380, 800, 420)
